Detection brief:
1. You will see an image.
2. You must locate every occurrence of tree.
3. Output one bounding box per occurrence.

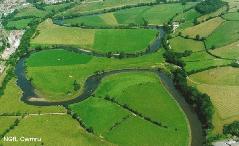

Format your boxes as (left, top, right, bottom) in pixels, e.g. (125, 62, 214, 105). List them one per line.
(73, 80, 80, 91)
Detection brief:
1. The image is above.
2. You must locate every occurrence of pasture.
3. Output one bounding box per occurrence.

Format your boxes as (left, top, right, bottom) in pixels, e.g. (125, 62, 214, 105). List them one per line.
(189, 67, 239, 133)
(26, 49, 165, 101)
(14, 6, 48, 18)
(2, 115, 112, 146)
(70, 72, 189, 146)
(209, 40, 239, 60)
(59, 0, 156, 16)
(182, 17, 224, 38)
(169, 36, 205, 52)
(205, 21, 239, 49)
(0, 117, 18, 134)
(182, 51, 232, 73)
(222, 12, 239, 21)
(62, 2, 197, 26)
(31, 20, 157, 53)
(0, 79, 66, 114)
(196, 6, 227, 22)
(5, 18, 34, 29)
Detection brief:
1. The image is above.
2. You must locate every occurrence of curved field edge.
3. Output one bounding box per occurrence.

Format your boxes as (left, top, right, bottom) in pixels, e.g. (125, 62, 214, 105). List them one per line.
(25, 49, 166, 101)
(69, 71, 190, 146)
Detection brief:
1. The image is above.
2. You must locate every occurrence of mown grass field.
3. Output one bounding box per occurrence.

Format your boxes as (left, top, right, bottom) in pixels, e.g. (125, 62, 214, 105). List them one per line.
(62, 2, 197, 26)
(205, 21, 239, 49)
(31, 20, 157, 53)
(1, 115, 112, 146)
(189, 67, 239, 133)
(0, 79, 66, 114)
(26, 49, 165, 101)
(223, 0, 239, 12)
(70, 72, 189, 146)
(169, 36, 205, 52)
(209, 40, 239, 60)
(222, 12, 239, 20)
(0, 117, 18, 134)
(182, 51, 232, 73)
(182, 17, 225, 38)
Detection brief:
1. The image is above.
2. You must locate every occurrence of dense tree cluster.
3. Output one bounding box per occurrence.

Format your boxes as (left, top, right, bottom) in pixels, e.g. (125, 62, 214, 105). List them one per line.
(223, 121, 239, 136)
(195, 0, 226, 14)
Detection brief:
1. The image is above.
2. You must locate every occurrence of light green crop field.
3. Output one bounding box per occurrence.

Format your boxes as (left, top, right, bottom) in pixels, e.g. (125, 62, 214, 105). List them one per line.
(15, 5, 48, 18)
(6, 18, 34, 29)
(0, 117, 18, 134)
(26, 49, 165, 101)
(62, 2, 197, 26)
(60, 0, 155, 16)
(0, 79, 66, 114)
(223, 12, 239, 20)
(1, 115, 113, 146)
(169, 36, 205, 53)
(70, 72, 189, 146)
(189, 67, 239, 133)
(182, 51, 232, 73)
(31, 20, 157, 53)
(182, 17, 225, 38)
(209, 40, 239, 60)
(205, 21, 239, 49)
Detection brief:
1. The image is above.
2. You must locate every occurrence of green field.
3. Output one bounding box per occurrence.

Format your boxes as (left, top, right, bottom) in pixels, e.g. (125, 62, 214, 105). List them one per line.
(182, 17, 224, 38)
(1, 115, 112, 146)
(5, 18, 34, 29)
(0, 117, 18, 134)
(205, 21, 239, 49)
(0, 78, 66, 114)
(26, 49, 165, 101)
(189, 67, 239, 133)
(59, 0, 156, 16)
(209, 41, 239, 60)
(31, 20, 157, 53)
(169, 36, 205, 52)
(182, 51, 232, 73)
(222, 12, 239, 20)
(14, 6, 48, 18)
(70, 72, 189, 146)
(62, 2, 197, 26)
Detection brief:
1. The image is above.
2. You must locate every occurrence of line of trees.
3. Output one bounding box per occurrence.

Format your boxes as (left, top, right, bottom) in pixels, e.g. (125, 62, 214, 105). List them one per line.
(223, 121, 239, 137)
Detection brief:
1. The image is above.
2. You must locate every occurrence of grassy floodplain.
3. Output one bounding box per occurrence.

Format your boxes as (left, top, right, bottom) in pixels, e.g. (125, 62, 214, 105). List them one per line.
(31, 20, 158, 53)
(26, 49, 165, 101)
(14, 5, 48, 18)
(2, 115, 112, 146)
(70, 72, 189, 146)
(189, 67, 239, 133)
(0, 79, 66, 114)
(62, 2, 197, 27)
(169, 36, 205, 53)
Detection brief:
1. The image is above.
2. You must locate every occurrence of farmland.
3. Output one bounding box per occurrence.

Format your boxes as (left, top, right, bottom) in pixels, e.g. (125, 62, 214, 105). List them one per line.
(31, 20, 158, 53)
(189, 67, 239, 133)
(70, 72, 189, 146)
(25, 49, 165, 101)
(61, 2, 197, 27)
(2, 115, 112, 146)
(1, 0, 239, 145)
